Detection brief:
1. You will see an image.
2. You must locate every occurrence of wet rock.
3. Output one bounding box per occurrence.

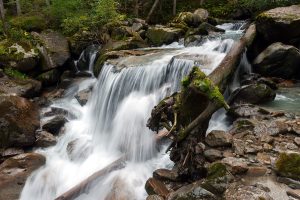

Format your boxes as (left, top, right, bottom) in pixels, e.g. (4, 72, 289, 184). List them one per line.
(153, 169, 179, 182)
(0, 76, 41, 98)
(35, 130, 57, 148)
(184, 35, 203, 47)
(146, 26, 184, 46)
(76, 44, 100, 71)
(224, 184, 273, 200)
(66, 138, 92, 161)
(0, 148, 24, 163)
(146, 195, 164, 200)
(105, 177, 134, 200)
(37, 68, 61, 87)
(230, 83, 276, 105)
(275, 152, 300, 181)
(0, 153, 46, 200)
(295, 137, 300, 146)
(145, 178, 169, 198)
(253, 42, 300, 79)
(256, 5, 300, 44)
(42, 115, 68, 135)
(247, 166, 268, 177)
(221, 157, 248, 175)
(205, 130, 232, 147)
(229, 104, 270, 119)
(75, 88, 92, 106)
(32, 30, 71, 71)
(257, 152, 271, 165)
(167, 181, 217, 200)
(0, 95, 39, 148)
(204, 149, 223, 162)
(201, 163, 233, 195)
(173, 12, 203, 27)
(287, 190, 300, 199)
(194, 9, 209, 22)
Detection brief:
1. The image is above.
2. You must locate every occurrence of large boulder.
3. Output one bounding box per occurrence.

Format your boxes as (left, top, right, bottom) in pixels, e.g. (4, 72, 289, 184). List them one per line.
(256, 5, 300, 44)
(0, 75, 41, 98)
(0, 153, 46, 200)
(0, 40, 39, 72)
(0, 95, 39, 148)
(173, 9, 209, 28)
(36, 68, 61, 87)
(253, 42, 300, 79)
(146, 26, 184, 46)
(42, 115, 68, 135)
(225, 184, 273, 200)
(32, 30, 71, 71)
(230, 83, 276, 105)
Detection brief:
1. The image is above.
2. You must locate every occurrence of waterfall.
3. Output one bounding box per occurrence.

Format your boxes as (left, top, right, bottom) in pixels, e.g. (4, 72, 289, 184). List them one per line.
(20, 23, 244, 200)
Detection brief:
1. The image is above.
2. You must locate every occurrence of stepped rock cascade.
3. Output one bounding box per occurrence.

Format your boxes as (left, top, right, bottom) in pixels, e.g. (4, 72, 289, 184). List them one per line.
(20, 23, 245, 200)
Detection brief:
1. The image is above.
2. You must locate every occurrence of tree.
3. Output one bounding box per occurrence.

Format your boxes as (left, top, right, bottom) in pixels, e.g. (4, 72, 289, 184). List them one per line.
(173, 0, 176, 15)
(146, 0, 160, 22)
(45, 0, 50, 6)
(16, 0, 21, 15)
(0, 0, 7, 35)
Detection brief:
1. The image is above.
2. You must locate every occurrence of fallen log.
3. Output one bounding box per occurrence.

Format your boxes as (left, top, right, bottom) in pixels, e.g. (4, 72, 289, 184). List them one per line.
(178, 24, 256, 142)
(55, 156, 127, 200)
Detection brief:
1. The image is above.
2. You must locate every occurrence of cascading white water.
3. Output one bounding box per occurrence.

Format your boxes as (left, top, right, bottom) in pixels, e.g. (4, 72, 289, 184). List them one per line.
(20, 23, 244, 200)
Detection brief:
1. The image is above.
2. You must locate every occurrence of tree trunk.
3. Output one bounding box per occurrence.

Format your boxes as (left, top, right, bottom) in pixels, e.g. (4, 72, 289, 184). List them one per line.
(173, 0, 177, 16)
(146, 0, 160, 22)
(45, 0, 50, 6)
(134, 0, 139, 17)
(55, 156, 126, 200)
(16, 0, 21, 15)
(0, 0, 7, 35)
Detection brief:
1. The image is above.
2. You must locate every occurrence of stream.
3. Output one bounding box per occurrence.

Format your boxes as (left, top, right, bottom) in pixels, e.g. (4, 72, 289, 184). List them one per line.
(20, 23, 245, 200)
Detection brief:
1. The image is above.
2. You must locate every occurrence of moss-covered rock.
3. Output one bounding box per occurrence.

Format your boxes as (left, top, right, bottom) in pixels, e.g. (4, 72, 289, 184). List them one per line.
(146, 26, 184, 46)
(37, 68, 61, 87)
(256, 5, 300, 44)
(275, 152, 300, 181)
(0, 39, 39, 72)
(201, 163, 233, 195)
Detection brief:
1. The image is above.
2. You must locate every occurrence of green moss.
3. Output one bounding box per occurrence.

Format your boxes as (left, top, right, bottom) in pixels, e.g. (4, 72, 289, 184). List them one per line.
(4, 68, 28, 80)
(275, 152, 300, 180)
(10, 15, 47, 32)
(207, 163, 227, 180)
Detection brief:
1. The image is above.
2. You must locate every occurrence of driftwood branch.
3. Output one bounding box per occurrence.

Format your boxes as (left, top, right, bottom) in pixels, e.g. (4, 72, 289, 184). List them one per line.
(55, 156, 127, 200)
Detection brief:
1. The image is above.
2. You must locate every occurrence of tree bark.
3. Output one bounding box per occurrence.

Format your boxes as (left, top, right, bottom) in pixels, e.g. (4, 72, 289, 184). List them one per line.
(0, 0, 7, 35)
(55, 156, 126, 200)
(16, 0, 21, 15)
(146, 0, 160, 22)
(173, 0, 177, 16)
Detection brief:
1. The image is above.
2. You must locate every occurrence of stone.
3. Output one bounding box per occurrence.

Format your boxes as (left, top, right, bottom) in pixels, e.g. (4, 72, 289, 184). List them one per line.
(146, 26, 184, 46)
(145, 178, 169, 198)
(32, 30, 71, 71)
(221, 157, 248, 175)
(35, 130, 57, 148)
(205, 130, 232, 147)
(247, 166, 268, 177)
(230, 83, 276, 105)
(194, 9, 209, 22)
(75, 88, 92, 106)
(146, 195, 164, 200)
(0, 76, 41, 98)
(224, 184, 273, 200)
(204, 149, 223, 162)
(0, 95, 39, 148)
(167, 181, 217, 200)
(257, 152, 271, 165)
(295, 137, 300, 146)
(256, 5, 300, 44)
(275, 152, 300, 181)
(253, 42, 300, 79)
(0, 153, 46, 200)
(229, 104, 270, 119)
(153, 169, 179, 182)
(173, 12, 203, 27)
(201, 163, 233, 195)
(104, 177, 134, 200)
(277, 177, 300, 189)
(66, 139, 92, 162)
(76, 44, 100, 71)
(37, 68, 61, 87)
(42, 115, 68, 135)
(0, 41, 39, 72)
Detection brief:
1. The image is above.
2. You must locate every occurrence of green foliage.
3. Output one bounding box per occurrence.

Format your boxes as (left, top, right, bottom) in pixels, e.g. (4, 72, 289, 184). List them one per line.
(276, 152, 300, 180)
(10, 15, 46, 32)
(94, 0, 121, 25)
(4, 67, 28, 80)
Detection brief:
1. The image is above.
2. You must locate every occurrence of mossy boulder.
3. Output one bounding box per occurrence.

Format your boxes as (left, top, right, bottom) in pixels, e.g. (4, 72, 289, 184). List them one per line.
(37, 68, 61, 87)
(10, 15, 47, 32)
(32, 30, 71, 71)
(275, 152, 300, 181)
(173, 9, 209, 28)
(0, 95, 39, 148)
(146, 26, 184, 46)
(0, 40, 39, 72)
(201, 163, 233, 195)
(256, 5, 300, 44)
(253, 42, 300, 79)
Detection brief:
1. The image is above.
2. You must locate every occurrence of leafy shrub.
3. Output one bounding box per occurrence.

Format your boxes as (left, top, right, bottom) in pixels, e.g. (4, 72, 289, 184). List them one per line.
(10, 15, 47, 32)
